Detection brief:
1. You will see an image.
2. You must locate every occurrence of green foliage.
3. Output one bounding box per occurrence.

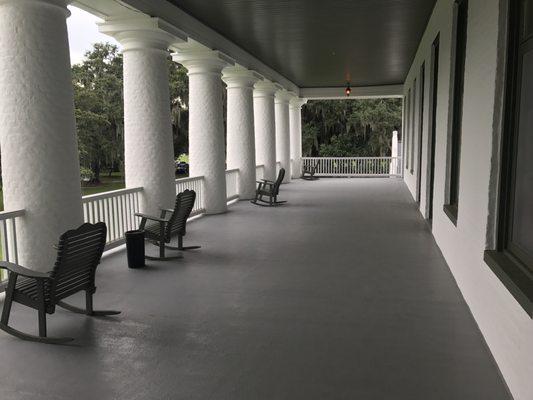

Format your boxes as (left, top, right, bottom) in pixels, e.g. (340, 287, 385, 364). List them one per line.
(168, 60, 189, 157)
(80, 166, 95, 182)
(73, 43, 123, 182)
(302, 98, 402, 157)
(73, 43, 191, 181)
(302, 123, 319, 157)
(71, 43, 401, 183)
(176, 153, 189, 163)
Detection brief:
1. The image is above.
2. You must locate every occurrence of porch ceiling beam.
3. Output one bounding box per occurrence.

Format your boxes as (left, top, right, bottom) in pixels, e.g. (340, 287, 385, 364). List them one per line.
(300, 85, 404, 100)
(74, 0, 299, 94)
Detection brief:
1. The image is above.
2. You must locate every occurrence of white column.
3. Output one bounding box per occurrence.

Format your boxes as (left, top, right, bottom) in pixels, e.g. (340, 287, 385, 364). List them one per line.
(254, 80, 278, 181)
(289, 97, 308, 178)
(275, 89, 292, 183)
(0, 0, 82, 271)
(100, 18, 183, 216)
(222, 66, 261, 200)
(173, 42, 231, 214)
(390, 130, 399, 175)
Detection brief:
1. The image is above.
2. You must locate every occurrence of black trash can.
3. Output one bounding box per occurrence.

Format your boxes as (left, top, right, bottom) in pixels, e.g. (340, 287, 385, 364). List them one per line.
(125, 230, 145, 268)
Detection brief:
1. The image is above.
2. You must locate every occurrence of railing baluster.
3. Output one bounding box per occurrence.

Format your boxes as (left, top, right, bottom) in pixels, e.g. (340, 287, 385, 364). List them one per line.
(301, 157, 402, 177)
(2, 219, 8, 262)
(12, 218, 18, 265)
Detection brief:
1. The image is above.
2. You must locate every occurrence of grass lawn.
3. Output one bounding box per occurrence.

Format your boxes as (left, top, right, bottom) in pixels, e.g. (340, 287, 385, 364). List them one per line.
(81, 177, 125, 196)
(0, 174, 125, 212)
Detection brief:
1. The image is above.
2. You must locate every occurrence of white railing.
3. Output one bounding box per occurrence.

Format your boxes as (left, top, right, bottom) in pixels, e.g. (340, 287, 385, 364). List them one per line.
(225, 168, 239, 201)
(302, 157, 403, 177)
(82, 187, 143, 250)
(0, 209, 24, 280)
(256, 164, 265, 181)
(175, 175, 206, 216)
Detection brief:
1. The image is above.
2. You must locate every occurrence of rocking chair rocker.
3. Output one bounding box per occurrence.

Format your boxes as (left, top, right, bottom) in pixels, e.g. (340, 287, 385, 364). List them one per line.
(0, 222, 120, 344)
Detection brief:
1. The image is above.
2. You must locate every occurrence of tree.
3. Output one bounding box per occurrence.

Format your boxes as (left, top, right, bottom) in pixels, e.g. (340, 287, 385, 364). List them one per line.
(72, 43, 123, 182)
(168, 60, 189, 158)
(302, 98, 402, 157)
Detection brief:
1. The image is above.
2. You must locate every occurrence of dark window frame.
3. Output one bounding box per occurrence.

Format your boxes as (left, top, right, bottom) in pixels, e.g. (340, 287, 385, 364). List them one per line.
(427, 35, 440, 224)
(444, 0, 469, 225)
(410, 78, 417, 175)
(404, 88, 411, 170)
(484, 0, 533, 317)
(416, 63, 426, 203)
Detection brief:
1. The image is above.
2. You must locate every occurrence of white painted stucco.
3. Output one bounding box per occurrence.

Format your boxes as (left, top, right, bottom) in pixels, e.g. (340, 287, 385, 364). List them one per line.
(0, 0, 83, 272)
(223, 66, 260, 200)
(389, 130, 399, 175)
(403, 1, 533, 399)
(173, 42, 230, 214)
(275, 90, 292, 183)
(254, 80, 278, 182)
(289, 98, 307, 179)
(99, 17, 179, 216)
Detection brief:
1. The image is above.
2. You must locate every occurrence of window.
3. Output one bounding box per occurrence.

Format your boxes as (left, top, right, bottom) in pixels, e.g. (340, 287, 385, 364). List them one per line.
(484, 0, 533, 317)
(416, 63, 425, 203)
(410, 78, 417, 175)
(405, 89, 411, 170)
(444, 0, 469, 224)
(427, 35, 440, 223)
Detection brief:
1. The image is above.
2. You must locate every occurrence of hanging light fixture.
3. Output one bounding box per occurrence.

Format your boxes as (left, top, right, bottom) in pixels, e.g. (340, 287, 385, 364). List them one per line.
(345, 82, 351, 97)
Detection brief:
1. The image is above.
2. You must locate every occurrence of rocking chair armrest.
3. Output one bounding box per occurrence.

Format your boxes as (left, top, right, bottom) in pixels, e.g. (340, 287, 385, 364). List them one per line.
(261, 179, 276, 184)
(0, 261, 51, 280)
(160, 208, 175, 215)
(257, 180, 274, 187)
(134, 213, 170, 223)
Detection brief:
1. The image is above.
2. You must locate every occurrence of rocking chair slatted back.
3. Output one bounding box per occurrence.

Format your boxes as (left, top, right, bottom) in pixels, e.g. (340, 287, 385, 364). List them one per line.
(273, 168, 285, 196)
(49, 222, 107, 301)
(167, 189, 196, 240)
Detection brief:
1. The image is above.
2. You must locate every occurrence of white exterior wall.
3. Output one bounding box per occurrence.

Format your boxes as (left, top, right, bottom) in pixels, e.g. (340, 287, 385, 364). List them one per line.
(403, 1, 533, 399)
(0, 0, 83, 272)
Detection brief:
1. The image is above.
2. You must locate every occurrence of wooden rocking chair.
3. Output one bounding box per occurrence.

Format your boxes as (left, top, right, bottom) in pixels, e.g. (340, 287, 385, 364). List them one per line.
(0, 222, 120, 344)
(301, 160, 320, 180)
(136, 189, 199, 260)
(251, 168, 286, 206)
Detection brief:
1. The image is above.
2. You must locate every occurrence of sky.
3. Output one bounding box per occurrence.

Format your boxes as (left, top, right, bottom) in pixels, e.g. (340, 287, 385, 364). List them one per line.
(67, 6, 121, 65)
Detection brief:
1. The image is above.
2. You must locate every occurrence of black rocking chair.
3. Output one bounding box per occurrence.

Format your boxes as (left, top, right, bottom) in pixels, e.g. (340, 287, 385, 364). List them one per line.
(251, 168, 286, 206)
(301, 160, 320, 180)
(0, 222, 120, 344)
(136, 189, 199, 260)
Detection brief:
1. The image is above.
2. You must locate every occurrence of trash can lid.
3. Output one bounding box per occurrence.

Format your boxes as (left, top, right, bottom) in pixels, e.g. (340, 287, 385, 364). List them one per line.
(125, 229, 144, 235)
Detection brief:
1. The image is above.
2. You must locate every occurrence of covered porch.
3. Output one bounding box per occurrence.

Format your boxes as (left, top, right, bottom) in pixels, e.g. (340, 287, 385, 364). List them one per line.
(0, 179, 510, 399)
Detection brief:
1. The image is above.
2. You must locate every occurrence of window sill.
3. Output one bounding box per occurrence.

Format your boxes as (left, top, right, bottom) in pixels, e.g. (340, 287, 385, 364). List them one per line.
(443, 203, 458, 226)
(484, 250, 533, 318)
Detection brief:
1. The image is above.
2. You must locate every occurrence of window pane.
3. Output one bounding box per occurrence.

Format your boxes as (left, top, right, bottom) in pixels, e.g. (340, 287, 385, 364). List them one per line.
(511, 47, 533, 260)
(522, 0, 533, 40)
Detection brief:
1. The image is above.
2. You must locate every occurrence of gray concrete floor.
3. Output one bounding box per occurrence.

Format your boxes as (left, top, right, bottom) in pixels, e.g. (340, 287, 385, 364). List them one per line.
(0, 178, 511, 400)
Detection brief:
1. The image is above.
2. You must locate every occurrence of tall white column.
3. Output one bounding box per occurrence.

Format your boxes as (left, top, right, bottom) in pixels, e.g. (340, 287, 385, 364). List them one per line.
(254, 80, 278, 181)
(0, 0, 83, 271)
(390, 130, 399, 175)
(173, 42, 231, 214)
(222, 66, 261, 200)
(289, 97, 308, 179)
(100, 18, 183, 216)
(275, 89, 292, 183)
